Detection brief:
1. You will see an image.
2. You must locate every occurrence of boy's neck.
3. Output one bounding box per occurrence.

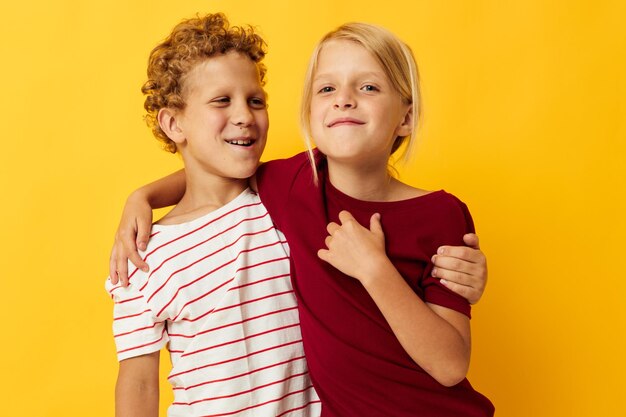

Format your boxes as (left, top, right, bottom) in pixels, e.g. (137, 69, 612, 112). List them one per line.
(158, 171, 249, 225)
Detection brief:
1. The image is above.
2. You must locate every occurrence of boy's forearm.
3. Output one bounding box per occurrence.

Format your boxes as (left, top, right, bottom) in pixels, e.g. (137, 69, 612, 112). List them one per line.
(116, 381, 159, 417)
(132, 169, 186, 209)
(115, 353, 160, 417)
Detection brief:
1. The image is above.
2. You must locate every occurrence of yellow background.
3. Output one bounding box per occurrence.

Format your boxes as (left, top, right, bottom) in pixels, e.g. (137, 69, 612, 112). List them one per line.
(1, 0, 624, 416)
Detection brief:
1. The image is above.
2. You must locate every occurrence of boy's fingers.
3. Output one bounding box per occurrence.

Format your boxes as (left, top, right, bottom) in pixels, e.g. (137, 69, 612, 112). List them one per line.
(462, 233, 480, 249)
(436, 245, 484, 264)
(136, 219, 151, 251)
(432, 254, 479, 276)
(128, 251, 149, 273)
(116, 256, 129, 287)
(441, 279, 480, 305)
(109, 246, 119, 285)
(433, 268, 482, 291)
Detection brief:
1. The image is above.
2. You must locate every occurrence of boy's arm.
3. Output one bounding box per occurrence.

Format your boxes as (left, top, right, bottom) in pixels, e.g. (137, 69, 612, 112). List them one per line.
(115, 351, 160, 417)
(431, 233, 488, 304)
(110, 170, 186, 286)
(116, 352, 160, 417)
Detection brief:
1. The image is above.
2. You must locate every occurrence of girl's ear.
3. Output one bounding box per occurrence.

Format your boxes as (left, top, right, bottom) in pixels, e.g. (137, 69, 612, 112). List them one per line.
(394, 104, 414, 138)
(158, 108, 186, 144)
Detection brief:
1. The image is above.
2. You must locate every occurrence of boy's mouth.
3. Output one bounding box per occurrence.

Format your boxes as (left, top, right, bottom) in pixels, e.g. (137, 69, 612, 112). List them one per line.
(226, 138, 255, 147)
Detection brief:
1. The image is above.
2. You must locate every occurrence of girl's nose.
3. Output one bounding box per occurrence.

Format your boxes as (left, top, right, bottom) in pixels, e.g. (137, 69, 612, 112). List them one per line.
(333, 90, 355, 109)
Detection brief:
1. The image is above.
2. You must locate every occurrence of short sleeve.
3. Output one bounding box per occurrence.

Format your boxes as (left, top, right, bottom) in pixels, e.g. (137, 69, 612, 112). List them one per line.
(256, 152, 313, 230)
(421, 196, 476, 318)
(105, 275, 169, 361)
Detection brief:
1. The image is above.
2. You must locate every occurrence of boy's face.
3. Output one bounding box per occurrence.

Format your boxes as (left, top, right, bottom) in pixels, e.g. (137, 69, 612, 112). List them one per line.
(173, 52, 269, 181)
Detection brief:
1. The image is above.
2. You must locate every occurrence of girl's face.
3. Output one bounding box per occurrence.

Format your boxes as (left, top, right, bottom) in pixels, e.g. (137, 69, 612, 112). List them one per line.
(309, 40, 412, 167)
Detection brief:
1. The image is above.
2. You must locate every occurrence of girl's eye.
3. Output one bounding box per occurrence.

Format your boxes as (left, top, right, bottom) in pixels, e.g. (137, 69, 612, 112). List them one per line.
(361, 85, 378, 92)
(318, 86, 335, 94)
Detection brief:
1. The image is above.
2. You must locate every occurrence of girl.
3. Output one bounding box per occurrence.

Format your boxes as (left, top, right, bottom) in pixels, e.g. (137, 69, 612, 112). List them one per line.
(111, 22, 493, 416)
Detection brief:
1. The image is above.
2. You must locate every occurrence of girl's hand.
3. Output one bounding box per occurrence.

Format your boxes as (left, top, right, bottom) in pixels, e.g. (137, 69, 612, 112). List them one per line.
(431, 233, 487, 304)
(109, 191, 154, 286)
(317, 211, 390, 283)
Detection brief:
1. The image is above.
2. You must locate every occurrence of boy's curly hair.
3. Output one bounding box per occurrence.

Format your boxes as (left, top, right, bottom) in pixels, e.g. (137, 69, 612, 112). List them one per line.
(142, 13, 267, 153)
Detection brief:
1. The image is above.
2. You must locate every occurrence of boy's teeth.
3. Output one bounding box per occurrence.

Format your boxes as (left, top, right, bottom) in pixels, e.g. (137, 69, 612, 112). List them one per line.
(228, 139, 252, 146)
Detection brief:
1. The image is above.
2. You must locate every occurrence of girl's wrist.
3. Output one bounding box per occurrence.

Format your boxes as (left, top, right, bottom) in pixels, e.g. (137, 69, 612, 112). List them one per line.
(359, 255, 395, 287)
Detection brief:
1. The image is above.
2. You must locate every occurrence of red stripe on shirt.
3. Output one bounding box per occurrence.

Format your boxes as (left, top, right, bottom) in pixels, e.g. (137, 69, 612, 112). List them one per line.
(117, 327, 167, 354)
(162, 249, 289, 319)
(147, 229, 280, 305)
(173, 355, 307, 391)
(142, 213, 271, 289)
(114, 295, 143, 305)
(168, 306, 299, 338)
(179, 323, 300, 357)
(141, 203, 265, 268)
(114, 320, 161, 338)
(114, 309, 151, 321)
(167, 340, 303, 379)
(173, 371, 310, 405)
(194, 385, 316, 417)
(277, 400, 323, 417)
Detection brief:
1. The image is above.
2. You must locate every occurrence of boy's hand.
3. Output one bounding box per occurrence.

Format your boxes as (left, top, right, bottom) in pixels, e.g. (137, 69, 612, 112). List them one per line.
(431, 233, 487, 304)
(109, 192, 154, 286)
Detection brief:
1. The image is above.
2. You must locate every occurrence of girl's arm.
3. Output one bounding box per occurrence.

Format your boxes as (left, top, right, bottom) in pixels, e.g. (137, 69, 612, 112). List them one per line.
(110, 170, 186, 286)
(317, 211, 473, 387)
(115, 352, 160, 417)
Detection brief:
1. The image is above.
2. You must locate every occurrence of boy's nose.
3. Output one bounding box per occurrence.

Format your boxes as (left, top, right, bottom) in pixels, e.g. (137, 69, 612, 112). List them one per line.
(232, 104, 255, 126)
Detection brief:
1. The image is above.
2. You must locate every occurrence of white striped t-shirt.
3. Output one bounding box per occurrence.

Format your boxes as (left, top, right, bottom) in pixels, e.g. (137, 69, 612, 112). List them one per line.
(106, 189, 321, 417)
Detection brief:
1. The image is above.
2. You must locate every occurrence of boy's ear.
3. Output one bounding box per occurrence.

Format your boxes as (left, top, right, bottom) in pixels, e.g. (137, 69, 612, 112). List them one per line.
(158, 108, 186, 143)
(394, 104, 414, 138)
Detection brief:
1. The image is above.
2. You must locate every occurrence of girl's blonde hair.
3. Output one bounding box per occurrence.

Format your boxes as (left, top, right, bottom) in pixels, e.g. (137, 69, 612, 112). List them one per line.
(300, 22, 421, 180)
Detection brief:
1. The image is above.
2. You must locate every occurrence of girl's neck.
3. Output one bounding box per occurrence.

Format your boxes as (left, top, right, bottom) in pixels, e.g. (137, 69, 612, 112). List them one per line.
(326, 158, 396, 202)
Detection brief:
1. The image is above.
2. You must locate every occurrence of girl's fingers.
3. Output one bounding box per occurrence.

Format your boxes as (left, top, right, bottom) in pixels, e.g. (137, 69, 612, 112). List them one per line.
(326, 222, 340, 235)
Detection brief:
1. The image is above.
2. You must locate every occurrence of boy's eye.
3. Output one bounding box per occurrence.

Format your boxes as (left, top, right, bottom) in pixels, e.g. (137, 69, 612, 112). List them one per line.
(361, 85, 378, 92)
(212, 97, 231, 105)
(318, 86, 335, 94)
(249, 97, 267, 108)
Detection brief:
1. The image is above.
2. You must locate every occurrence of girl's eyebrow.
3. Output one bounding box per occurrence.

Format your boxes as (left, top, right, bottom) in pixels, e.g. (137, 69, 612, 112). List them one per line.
(313, 71, 385, 81)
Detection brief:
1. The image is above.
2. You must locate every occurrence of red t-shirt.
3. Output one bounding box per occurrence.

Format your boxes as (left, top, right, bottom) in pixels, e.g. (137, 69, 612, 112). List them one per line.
(257, 151, 494, 417)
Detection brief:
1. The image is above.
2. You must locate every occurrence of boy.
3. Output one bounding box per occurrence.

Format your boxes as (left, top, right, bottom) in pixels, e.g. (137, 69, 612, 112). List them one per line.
(105, 14, 320, 417)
